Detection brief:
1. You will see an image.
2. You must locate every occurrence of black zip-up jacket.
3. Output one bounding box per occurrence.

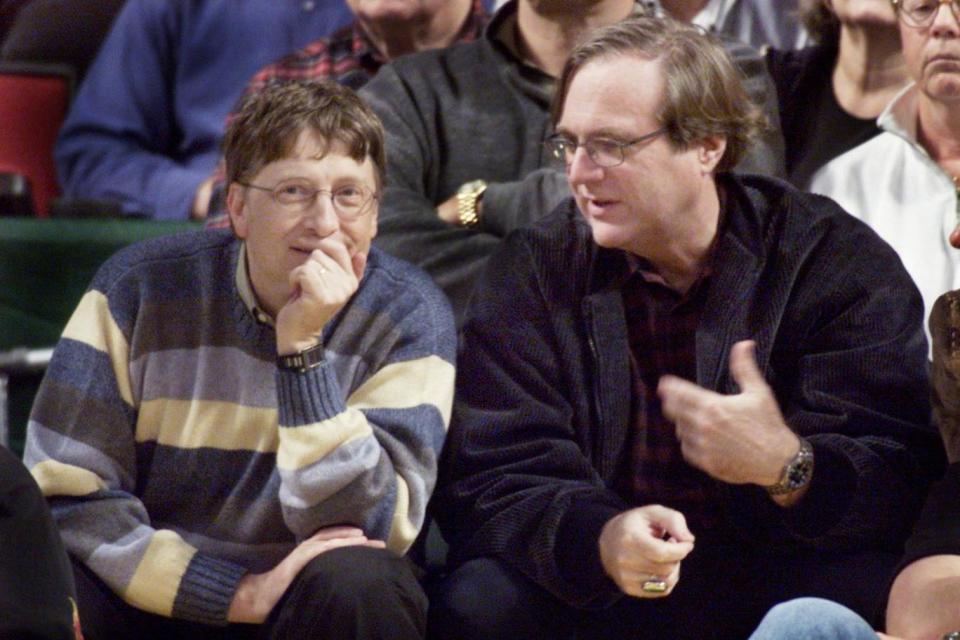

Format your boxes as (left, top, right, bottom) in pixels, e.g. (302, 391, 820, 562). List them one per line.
(435, 173, 945, 610)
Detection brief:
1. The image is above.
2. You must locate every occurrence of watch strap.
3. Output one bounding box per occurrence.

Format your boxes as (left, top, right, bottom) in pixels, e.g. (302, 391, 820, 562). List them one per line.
(277, 342, 325, 373)
(766, 437, 814, 496)
(457, 180, 487, 228)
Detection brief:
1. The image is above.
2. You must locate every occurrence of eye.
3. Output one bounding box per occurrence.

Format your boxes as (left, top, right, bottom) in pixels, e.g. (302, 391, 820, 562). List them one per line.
(906, 0, 937, 15)
(273, 180, 315, 204)
(333, 184, 369, 207)
(547, 137, 576, 159)
(590, 138, 624, 155)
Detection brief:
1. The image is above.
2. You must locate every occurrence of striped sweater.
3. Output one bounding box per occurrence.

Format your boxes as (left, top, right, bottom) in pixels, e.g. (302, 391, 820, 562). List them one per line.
(23, 230, 456, 625)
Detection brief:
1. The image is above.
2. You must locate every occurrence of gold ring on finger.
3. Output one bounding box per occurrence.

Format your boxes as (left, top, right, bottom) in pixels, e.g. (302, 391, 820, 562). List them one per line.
(641, 578, 668, 594)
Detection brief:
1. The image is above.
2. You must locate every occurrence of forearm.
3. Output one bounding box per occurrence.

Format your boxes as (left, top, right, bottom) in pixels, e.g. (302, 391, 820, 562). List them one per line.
(478, 170, 572, 237)
(56, 139, 213, 219)
(275, 352, 454, 551)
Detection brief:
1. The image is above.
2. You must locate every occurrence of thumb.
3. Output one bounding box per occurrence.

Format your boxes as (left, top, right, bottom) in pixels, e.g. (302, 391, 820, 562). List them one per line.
(729, 340, 766, 394)
(950, 222, 960, 249)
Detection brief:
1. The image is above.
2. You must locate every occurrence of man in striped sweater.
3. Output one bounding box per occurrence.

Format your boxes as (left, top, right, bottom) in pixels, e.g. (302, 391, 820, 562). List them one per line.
(23, 81, 456, 639)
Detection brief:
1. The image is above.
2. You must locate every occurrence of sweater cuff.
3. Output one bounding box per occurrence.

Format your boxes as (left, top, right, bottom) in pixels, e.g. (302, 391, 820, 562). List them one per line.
(276, 361, 345, 427)
(152, 165, 211, 221)
(554, 496, 623, 608)
(778, 441, 855, 539)
(171, 553, 247, 625)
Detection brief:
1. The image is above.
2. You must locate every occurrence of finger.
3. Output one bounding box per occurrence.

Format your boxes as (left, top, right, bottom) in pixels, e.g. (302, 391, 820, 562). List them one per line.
(644, 505, 696, 545)
(729, 340, 767, 394)
(316, 237, 354, 275)
(305, 526, 367, 542)
(616, 558, 682, 577)
(316, 536, 389, 556)
(658, 375, 714, 422)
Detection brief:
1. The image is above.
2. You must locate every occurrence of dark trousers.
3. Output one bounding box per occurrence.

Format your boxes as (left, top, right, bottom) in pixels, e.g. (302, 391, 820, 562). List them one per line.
(73, 545, 427, 640)
(0, 445, 76, 640)
(428, 543, 898, 640)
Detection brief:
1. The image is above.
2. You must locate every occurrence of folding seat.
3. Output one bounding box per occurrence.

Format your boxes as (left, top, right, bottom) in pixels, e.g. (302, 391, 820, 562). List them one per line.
(0, 61, 73, 217)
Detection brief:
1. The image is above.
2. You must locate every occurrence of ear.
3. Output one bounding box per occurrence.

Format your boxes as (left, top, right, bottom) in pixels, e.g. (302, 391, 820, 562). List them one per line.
(226, 182, 249, 239)
(697, 136, 727, 174)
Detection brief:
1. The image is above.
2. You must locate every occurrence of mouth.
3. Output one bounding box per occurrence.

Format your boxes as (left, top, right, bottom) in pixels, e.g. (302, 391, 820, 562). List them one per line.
(580, 196, 620, 217)
(927, 53, 960, 68)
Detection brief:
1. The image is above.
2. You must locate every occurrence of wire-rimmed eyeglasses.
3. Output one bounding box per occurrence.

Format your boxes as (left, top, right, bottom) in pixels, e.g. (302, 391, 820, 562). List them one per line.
(544, 128, 667, 168)
(892, 0, 960, 28)
(238, 179, 378, 220)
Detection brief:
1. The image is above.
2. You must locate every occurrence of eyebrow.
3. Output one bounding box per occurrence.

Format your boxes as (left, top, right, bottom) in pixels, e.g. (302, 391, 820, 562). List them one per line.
(553, 126, 638, 141)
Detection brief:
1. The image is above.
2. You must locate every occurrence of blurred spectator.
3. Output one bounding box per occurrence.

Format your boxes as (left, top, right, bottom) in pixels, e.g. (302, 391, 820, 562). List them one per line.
(0, 0, 28, 44)
(0, 445, 79, 640)
(640, 0, 809, 50)
(749, 278, 960, 640)
(360, 0, 785, 324)
(54, 0, 355, 221)
(242, 0, 486, 92)
(203, 0, 488, 224)
(0, 0, 125, 85)
(767, 0, 906, 188)
(810, 0, 960, 345)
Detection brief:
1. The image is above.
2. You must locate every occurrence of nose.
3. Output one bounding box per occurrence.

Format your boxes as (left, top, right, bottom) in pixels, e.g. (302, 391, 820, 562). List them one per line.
(565, 146, 604, 188)
(931, 0, 960, 36)
(300, 192, 340, 233)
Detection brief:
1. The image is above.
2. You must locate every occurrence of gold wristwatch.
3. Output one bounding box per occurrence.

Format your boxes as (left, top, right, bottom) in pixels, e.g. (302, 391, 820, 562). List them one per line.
(456, 180, 487, 228)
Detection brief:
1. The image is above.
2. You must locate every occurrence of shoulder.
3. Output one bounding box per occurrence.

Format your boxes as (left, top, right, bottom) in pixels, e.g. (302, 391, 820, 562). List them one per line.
(91, 230, 236, 297)
(820, 131, 900, 174)
(808, 132, 904, 203)
(353, 247, 455, 338)
(477, 199, 596, 300)
(725, 173, 906, 276)
(363, 38, 493, 94)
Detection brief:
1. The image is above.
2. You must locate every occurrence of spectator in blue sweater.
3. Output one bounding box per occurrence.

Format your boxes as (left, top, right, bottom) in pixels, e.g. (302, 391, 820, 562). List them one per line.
(29, 80, 456, 638)
(54, 0, 355, 221)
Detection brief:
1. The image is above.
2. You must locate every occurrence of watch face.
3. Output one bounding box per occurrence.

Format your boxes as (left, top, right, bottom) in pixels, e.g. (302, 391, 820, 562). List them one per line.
(787, 459, 813, 488)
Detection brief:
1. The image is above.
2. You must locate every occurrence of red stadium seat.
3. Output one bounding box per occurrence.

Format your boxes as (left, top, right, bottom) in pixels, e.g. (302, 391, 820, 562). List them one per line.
(0, 61, 72, 217)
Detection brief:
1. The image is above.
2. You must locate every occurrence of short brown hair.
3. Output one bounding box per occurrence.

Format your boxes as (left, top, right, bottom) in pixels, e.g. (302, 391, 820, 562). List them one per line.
(223, 80, 386, 189)
(552, 16, 766, 172)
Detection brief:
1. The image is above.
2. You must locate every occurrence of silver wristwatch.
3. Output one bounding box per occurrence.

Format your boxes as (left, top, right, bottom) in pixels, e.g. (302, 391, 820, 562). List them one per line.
(766, 438, 814, 496)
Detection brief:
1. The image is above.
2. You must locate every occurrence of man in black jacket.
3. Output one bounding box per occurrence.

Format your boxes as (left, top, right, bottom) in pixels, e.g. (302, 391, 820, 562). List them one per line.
(430, 15, 944, 640)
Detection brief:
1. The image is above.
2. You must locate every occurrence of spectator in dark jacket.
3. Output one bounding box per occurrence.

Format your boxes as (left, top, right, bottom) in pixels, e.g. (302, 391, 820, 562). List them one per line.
(430, 15, 944, 640)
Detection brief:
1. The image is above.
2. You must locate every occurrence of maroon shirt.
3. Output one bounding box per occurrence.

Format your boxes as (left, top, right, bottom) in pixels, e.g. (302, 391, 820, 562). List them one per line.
(618, 206, 727, 535)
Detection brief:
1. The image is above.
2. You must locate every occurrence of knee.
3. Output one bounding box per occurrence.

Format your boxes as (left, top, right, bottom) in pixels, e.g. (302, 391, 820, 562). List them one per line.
(752, 598, 874, 640)
(291, 546, 425, 612)
(429, 558, 570, 640)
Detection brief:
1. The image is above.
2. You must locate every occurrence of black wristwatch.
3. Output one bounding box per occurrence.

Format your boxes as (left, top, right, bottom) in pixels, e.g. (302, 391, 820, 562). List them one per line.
(766, 438, 814, 496)
(277, 342, 325, 373)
